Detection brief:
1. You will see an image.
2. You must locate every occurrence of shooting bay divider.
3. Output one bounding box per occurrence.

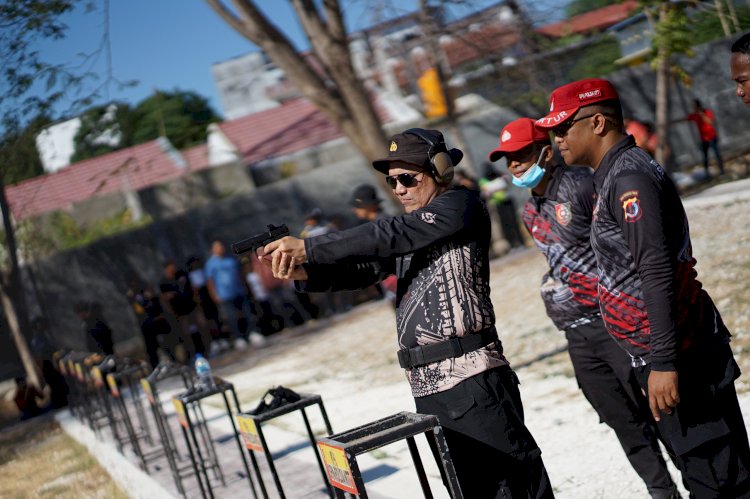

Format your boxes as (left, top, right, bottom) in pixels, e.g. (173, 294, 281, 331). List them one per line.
(172, 378, 261, 499)
(316, 412, 463, 498)
(141, 362, 198, 496)
(53, 351, 464, 498)
(236, 390, 337, 498)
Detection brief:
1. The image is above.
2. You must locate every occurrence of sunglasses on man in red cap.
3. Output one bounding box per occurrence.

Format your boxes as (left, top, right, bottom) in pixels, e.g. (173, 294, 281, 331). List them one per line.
(488, 118, 550, 162)
(535, 78, 620, 134)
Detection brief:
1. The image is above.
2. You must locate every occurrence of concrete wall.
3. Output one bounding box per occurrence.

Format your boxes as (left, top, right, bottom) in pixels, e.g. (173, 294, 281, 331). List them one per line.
(595, 36, 749, 169)
(17, 149, 389, 357)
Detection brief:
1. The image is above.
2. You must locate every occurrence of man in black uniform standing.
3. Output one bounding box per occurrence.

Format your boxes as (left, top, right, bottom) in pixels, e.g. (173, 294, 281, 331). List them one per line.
(488, 117, 679, 498)
(536, 78, 750, 498)
(259, 128, 553, 498)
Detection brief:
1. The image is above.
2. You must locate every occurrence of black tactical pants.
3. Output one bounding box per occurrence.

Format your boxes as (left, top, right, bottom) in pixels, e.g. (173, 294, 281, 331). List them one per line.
(415, 366, 554, 498)
(634, 342, 750, 498)
(566, 319, 677, 498)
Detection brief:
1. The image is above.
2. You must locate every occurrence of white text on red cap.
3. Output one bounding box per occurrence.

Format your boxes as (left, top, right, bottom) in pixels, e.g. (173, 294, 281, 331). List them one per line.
(578, 89, 602, 101)
(536, 110, 570, 127)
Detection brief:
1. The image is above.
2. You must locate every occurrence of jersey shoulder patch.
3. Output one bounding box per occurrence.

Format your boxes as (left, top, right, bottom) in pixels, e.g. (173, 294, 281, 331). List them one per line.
(619, 190, 642, 223)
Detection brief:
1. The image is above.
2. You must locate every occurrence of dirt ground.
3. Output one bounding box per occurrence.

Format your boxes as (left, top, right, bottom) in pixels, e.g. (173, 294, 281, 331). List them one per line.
(2, 173, 749, 499)
(0, 416, 127, 498)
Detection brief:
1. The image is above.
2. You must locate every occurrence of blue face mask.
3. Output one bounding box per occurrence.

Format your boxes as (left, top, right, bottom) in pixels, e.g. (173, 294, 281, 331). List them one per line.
(511, 146, 549, 189)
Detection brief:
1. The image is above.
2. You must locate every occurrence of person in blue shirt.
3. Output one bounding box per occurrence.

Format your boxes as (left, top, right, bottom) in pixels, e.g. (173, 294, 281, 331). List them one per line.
(205, 240, 265, 350)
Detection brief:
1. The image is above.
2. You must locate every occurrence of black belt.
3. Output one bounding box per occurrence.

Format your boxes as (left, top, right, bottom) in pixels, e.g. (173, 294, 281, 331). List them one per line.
(397, 327, 498, 369)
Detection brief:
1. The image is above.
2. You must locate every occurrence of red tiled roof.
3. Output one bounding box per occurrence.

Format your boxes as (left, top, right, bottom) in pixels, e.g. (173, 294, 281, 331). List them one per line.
(182, 143, 210, 171)
(218, 97, 390, 164)
(536, 0, 639, 38)
(7, 98, 390, 221)
(442, 24, 521, 69)
(6, 140, 188, 221)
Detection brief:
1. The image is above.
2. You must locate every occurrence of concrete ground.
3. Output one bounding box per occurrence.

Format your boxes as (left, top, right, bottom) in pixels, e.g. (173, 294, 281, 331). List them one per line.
(59, 175, 750, 498)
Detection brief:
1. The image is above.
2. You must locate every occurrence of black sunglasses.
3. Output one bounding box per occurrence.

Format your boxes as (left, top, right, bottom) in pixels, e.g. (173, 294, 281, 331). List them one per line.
(385, 172, 423, 189)
(552, 112, 614, 137)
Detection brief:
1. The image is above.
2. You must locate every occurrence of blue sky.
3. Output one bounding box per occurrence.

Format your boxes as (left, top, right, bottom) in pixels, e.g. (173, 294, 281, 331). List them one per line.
(35, 0, 557, 120)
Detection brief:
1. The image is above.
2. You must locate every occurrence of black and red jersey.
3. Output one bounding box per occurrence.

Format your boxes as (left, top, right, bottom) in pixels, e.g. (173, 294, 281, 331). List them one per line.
(522, 165, 600, 331)
(591, 136, 728, 371)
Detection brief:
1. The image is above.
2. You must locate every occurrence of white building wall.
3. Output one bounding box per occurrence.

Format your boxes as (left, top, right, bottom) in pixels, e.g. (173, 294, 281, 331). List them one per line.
(211, 52, 283, 120)
(35, 117, 81, 173)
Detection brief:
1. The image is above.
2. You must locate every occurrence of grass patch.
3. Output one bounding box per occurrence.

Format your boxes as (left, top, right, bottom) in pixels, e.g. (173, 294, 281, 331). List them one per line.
(0, 417, 128, 499)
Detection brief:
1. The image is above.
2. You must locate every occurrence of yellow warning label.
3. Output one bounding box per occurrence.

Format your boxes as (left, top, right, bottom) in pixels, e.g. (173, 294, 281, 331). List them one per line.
(141, 378, 155, 405)
(91, 367, 103, 388)
(172, 398, 188, 428)
(106, 373, 120, 397)
(318, 442, 357, 494)
(236, 415, 263, 452)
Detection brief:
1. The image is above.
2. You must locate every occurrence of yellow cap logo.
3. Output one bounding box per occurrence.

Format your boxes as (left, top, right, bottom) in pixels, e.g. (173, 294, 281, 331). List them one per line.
(389, 141, 398, 152)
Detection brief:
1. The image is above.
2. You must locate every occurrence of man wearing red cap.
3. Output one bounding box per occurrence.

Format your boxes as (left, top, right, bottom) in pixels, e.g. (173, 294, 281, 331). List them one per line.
(260, 128, 553, 498)
(488, 117, 680, 498)
(536, 78, 750, 498)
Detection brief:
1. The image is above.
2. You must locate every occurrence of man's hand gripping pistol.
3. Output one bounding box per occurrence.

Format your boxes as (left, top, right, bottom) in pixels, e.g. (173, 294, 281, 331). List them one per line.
(231, 224, 290, 256)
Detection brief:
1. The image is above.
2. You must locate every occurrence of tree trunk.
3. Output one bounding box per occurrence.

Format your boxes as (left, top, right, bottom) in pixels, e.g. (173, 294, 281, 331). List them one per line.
(417, 0, 479, 178)
(714, 0, 731, 36)
(724, 0, 741, 32)
(206, 0, 387, 162)
(0, 177, 41, 389)
(655, 3, 670, 168)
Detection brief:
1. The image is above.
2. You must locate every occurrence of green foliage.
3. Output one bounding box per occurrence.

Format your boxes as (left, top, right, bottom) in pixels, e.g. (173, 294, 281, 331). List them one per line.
(70, 90, 219, 161)
(131, 90, 219, 150)
(643, 1, 694, 84)
(0, 114, 51, 184)
(687, 5, 750, 46)
(0, 0, 82, 133)
(566, 0, 623, 18)
(567, 35, 621, 80)
(42, 209, 152, 251)
(71, 103, 135, 162)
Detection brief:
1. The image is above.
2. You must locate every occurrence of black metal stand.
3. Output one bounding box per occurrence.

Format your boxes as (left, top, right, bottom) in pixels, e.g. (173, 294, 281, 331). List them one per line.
(236, 392, 336, 498)
(105, 361, 154, 471)
(173, 378, 260, 499)
(316, 411, 463, 499)
(141, 362, 196, 497)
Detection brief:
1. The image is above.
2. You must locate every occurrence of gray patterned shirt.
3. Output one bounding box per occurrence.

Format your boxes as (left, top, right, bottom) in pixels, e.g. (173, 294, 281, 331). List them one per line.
(300, 187, 508, 397)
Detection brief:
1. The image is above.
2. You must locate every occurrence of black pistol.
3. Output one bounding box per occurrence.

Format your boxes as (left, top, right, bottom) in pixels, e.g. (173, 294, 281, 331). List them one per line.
(232, 224, 290, 256)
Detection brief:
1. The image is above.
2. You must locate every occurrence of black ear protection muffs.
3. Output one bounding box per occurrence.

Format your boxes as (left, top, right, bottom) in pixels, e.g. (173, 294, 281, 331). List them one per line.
(403, 128, 455, 185)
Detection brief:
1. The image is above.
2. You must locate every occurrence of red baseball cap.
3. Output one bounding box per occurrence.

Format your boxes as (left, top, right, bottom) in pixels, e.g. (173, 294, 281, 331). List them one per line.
(535, 78, 620, 129)
(488, 118, 549, 162)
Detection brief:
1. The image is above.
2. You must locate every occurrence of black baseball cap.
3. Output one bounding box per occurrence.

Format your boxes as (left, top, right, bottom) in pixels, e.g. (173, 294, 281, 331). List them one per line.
(372, 129, 463, 174)
(350, 184, 382, 208)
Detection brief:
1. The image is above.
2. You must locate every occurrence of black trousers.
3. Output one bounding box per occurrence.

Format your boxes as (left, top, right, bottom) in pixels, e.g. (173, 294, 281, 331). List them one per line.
(565, 319, 676, 497)
(634, 342, 750, 498)
(415, 366, 554, 499)
(496, 199, 525, 249)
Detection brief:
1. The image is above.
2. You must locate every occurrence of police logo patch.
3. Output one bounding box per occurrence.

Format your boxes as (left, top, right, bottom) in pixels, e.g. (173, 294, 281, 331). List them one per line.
(501, 130, 512, 142)
(420, 212, 437, 224)
(390, 141, 398, 152)
(619, 190, 642, 223)
(555, 202, 572, 226)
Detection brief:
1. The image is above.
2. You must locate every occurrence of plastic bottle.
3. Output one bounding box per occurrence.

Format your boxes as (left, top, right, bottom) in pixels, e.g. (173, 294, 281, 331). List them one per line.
(194, 353, 215, 389)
